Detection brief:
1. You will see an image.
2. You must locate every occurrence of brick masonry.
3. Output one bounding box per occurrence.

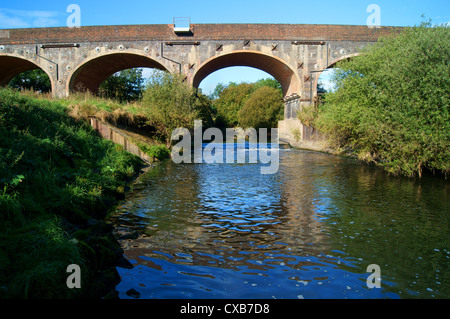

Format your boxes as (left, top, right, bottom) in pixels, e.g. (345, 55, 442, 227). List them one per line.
(0, 24, 403, 44)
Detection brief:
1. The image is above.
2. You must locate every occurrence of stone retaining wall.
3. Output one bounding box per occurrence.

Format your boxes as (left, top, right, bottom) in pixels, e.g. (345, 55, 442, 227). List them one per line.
(89, 117, 154, 163)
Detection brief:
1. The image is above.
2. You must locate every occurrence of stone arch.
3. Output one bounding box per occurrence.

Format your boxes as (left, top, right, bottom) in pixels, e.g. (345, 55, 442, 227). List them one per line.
(68, 52, 169, 94)
(192, 50, 300, 97)
(312, 53, 361, 97)
(0, 54, 54, 90)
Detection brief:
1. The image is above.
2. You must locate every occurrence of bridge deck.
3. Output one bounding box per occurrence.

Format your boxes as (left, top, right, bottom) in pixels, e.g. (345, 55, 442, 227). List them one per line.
(0, 24, 404, 45)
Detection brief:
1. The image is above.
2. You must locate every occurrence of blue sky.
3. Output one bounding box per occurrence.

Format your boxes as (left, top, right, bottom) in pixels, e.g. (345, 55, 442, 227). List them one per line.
(1, 0, 448, 94)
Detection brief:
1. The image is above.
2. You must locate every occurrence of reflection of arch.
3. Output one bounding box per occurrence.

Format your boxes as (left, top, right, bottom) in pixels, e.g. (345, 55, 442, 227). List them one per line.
(192, 50, 300, 97)
(68, 52, 169, 93)
(0, 55, 53, 90)
(313, 53, 361, 95)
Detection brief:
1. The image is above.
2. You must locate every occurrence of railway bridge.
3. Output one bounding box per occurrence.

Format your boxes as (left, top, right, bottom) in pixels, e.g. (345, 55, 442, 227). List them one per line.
(0, 23, 402, 141)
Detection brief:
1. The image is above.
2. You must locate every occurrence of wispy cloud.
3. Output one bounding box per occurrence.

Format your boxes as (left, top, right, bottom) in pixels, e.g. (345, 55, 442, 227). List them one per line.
(0, 8, 65, 29)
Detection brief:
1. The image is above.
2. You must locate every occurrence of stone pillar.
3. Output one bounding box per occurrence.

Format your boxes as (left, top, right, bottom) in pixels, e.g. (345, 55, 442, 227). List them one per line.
(283, 94, 300, 119)
(52, 78, 69, 99)
(278, 94, 302, 143)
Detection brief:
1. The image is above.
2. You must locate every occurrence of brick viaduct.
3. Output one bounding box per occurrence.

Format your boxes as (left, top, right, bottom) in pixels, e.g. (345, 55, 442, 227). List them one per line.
(0, 23, 402, 142)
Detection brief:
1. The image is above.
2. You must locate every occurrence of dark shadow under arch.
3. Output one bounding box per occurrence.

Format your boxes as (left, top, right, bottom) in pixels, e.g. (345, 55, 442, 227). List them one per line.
(69, 53, 168, 94)
(0, 56, 50, 88)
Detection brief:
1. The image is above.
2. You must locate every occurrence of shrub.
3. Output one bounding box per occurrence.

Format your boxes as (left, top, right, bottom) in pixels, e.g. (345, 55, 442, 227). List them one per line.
(141, 71, 212, 145)
(306, 22, 450, 177)
(238, 86, 284, 129)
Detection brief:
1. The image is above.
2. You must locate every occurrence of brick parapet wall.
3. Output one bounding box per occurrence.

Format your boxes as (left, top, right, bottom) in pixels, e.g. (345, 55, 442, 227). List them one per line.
(0, 24, 405, 45)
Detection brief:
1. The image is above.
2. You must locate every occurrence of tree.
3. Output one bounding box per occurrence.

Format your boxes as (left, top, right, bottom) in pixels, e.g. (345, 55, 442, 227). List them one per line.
(211, 78, 283, 128)
(254, 78, 282, 94)
(9, 69, 51, 93)
(209, 82, 226, 100)
(238, 86, 284, 129)
(317, 81, 327, 94)
(141, 70, 212, 145)
(212, 82, 255, 128)
(309, 22, 450, 177)
(98, 68, 145, 103)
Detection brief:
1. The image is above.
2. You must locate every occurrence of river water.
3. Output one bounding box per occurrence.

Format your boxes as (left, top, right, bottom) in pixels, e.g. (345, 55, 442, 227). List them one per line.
(108, 145, 449, 299)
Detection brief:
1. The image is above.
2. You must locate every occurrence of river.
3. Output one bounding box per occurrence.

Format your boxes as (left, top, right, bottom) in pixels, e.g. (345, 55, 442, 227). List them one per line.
(107, 145, 449, 299)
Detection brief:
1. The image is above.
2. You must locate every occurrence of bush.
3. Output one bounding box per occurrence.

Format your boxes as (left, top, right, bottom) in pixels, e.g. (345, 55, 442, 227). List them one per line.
(211, 78, 283, 128)
(212, 82, 255, 128)
(138, 143, 170, 161)
(307, 22, 450, 177)
(141, 71, 212, 145)
(238, 86, 284, 129)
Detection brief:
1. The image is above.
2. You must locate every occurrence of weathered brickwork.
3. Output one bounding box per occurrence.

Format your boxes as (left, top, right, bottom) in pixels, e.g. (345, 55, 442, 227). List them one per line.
(0, 24, 401, 44)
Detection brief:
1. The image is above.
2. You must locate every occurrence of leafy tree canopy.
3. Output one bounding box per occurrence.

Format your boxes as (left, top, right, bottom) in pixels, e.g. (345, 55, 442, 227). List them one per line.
(141, 70, 212, 145)
(98, 68, 145, 103)
(211, 77, 283, 128)
(238, 86, 284, 129)
(308, 21, 449, 177)
(9, 69, 51, 93)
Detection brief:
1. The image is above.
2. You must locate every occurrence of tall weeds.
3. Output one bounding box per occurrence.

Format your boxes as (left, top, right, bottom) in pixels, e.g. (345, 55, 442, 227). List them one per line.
(0, 88, 143, 298)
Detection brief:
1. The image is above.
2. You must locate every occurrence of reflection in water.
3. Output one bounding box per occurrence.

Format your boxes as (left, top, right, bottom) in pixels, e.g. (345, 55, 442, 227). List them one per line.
(108, 148, 449, 299)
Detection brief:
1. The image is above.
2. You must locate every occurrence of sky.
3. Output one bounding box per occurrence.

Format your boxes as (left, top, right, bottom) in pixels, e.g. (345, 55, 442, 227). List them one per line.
(0, 0, 448, 94)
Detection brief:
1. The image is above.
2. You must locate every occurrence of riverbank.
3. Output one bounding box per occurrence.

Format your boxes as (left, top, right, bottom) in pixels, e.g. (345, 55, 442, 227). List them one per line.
(107, 142, 450, 299)
(0, 88, 147, 298)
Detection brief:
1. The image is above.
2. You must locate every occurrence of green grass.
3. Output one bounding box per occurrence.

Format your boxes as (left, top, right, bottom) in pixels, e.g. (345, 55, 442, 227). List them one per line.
(56, 91, 170, 160)
(137, 143, 171, 161)
(0, 88, 143, 298)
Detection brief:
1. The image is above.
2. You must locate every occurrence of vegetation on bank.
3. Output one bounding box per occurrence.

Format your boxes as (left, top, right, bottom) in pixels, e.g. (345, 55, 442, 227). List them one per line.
(141, 71, 214, 145)
(300, 22, 449, 177)
(0, 88, 143, 298)
(0, 71, 283, 298)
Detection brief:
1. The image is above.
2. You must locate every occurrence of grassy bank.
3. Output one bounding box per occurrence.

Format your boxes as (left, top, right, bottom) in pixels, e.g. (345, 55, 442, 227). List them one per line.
(57, 91, 171, 161)
(0, 88, 144, 298)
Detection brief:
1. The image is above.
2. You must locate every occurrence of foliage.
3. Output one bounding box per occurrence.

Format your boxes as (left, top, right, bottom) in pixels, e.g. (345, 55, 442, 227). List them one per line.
(317, 81, 327, 94)
(98, 68, 145, 103)
(137, 143, 170, 161)
(297, 103, 318, 127)
(0, 88, 142, 298)
(253, 78, 283, 94)
(211, 78, 283, 128)
(209, 82, 226, 100)
(8, 69, 51, 93)
(238, 86, 284, 129)
(141, 70, 213, 145)
(306, 22, 450, 177)
(212, 82, 255, 128)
